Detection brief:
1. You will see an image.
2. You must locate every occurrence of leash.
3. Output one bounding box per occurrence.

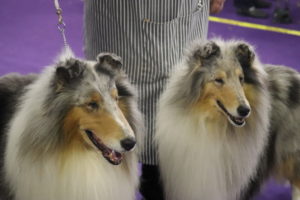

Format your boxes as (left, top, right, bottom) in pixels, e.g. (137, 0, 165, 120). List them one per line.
(54, 0, 69, 49)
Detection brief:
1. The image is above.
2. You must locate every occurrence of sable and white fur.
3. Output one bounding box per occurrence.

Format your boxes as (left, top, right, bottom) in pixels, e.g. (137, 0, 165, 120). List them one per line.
(156, 39, 271, 200)
(243, 64, 300, 200)
(0, 49, 143, 200)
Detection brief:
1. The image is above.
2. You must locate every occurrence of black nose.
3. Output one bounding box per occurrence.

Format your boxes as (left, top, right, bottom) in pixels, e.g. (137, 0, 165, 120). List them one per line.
(237, 105, 250, 117)
(121, 138, 136, 151)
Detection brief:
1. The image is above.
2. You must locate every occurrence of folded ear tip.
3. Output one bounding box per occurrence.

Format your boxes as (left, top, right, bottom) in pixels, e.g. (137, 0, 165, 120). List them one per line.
(193, 41, 220, 60)
(55, 58, 85, 84)
(56, 66, 67, 74)
(97, 52, 122, 62)
(96, 52, 123, 69)
(236, 42, 255, 58)
(55, 66, 70, 83)
(235, 42, 255, 69)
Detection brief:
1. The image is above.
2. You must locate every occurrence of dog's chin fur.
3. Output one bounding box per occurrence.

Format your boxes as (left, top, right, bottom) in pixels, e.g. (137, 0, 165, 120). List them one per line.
(2, 51, 142, 200)
(7, 150, 138, 200)
(156, 39, 271, 200)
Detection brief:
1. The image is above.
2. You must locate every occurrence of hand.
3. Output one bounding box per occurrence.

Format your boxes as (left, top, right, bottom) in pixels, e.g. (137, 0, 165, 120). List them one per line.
(210, 0, 225, 14)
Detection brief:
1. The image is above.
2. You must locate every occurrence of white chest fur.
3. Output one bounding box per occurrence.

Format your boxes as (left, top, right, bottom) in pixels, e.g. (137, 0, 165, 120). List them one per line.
(6, 150, 138, 200)
(157, 112, 267, 200)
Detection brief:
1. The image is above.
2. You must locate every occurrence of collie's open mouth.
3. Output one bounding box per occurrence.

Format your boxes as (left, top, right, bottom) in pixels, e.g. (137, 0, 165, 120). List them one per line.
(85, 130, 123, 165)
(216, 100, 245, 127)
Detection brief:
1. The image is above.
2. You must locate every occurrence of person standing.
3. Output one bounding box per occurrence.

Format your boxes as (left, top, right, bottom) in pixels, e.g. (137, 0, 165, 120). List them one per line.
(84, 0, 224, 199)
(234, 0, 271, 19)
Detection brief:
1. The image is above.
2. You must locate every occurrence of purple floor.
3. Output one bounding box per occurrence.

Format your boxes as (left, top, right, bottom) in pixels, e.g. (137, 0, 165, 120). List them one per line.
(209, 0, 300, 71)
(1, 0, 300, 199)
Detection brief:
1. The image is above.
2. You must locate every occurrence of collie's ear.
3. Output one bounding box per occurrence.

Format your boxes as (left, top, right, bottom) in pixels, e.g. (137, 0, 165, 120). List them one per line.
(55, 58, 85, 85)
(193, 41, 221, 61)
(235, 43, 255, 69)
(96, 53, 122, 72)
(235, 43, 261, 85)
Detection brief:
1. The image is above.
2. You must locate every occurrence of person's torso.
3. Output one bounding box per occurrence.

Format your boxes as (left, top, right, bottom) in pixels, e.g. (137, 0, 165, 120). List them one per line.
(84, 0, 209, 82)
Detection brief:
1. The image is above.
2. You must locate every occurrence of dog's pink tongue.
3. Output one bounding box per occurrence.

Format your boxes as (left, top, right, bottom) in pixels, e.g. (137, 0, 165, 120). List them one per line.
(103, 149, 123, 165)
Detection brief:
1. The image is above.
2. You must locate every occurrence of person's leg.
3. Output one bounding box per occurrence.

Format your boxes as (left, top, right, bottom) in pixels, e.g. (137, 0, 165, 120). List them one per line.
(234, 0, 271, 8)
(273, 0, 292, 23)
(234, 0, 269, 18)
(140, 165, 164, 200)
(253, 0, 272, 8)
(234, 0, 254, 8)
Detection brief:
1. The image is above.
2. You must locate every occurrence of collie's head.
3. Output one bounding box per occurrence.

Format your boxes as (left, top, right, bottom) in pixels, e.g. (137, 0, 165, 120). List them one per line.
(20, 53, 142, 165)
(172, 39, 267, 128)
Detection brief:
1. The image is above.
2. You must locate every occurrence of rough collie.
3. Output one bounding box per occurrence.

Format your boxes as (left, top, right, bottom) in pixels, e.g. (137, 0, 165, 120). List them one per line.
(156, 39, 300, 200)
(0, 49, 143, 200)
(243, 64, 300, 200)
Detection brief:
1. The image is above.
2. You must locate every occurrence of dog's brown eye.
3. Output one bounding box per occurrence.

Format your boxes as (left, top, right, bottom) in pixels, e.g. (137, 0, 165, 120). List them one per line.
(239, 76, 244, 83)
(214, 78, 224, 85)
(87, 101, 99, 110)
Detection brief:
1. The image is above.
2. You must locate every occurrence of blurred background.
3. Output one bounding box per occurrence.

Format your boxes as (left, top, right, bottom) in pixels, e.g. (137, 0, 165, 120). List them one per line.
(0, 0, 299, 199)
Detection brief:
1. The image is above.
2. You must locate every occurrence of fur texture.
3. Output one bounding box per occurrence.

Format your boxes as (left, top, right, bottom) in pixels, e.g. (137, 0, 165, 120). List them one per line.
(156, 39, 271, 200)
(242, 64, 300, 200)
(0, 50, 143, 200)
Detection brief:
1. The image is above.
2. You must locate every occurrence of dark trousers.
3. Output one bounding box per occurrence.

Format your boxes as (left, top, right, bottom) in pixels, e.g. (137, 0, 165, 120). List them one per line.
(234, 0, 255, 8)
(139, 165, 164, 200)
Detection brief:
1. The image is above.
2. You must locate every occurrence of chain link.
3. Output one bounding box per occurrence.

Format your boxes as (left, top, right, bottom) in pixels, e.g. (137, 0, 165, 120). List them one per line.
(54, 0, 69, 48)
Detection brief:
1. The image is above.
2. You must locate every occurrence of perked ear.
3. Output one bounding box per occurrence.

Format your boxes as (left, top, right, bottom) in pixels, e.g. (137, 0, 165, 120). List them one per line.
(193, 41, 221, 61)
(97, 52, 122, 70)
(55, 58, 85, 85)
(235, 43, 255, 69)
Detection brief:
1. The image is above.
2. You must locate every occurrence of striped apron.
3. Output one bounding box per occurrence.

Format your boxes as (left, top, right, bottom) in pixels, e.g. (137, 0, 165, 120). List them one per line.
(84, 0, 209, 165)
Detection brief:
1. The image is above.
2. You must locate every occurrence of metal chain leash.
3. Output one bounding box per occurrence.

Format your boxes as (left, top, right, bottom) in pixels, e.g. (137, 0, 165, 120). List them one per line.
(54, 0, 69, 48)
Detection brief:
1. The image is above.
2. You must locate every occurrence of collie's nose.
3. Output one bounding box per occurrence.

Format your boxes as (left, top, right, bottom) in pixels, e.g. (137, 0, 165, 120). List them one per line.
(121, 138, 136, 151)
(237, 105, 250, 117)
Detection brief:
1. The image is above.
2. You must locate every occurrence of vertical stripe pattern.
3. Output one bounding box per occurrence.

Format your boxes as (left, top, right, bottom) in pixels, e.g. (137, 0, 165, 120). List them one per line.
(84, 0, 209, 165)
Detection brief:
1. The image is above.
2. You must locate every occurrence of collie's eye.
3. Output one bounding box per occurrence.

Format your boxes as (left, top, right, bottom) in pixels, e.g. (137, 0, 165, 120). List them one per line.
(214, 78, 224, 85)
(239, 76, 244, 83)
(87, 101, 99, 110)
